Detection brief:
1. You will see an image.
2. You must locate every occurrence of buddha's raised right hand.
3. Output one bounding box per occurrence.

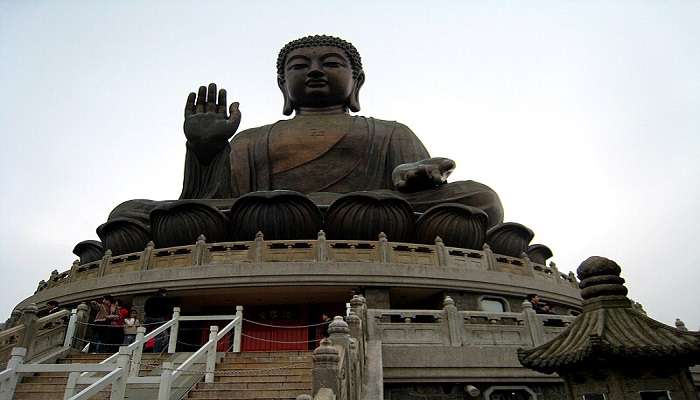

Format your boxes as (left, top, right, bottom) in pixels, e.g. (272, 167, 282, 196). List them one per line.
(183, 83, 241, 162)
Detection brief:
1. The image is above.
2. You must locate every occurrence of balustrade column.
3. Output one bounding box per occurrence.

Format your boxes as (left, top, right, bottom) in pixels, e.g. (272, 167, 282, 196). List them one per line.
(1, 347, 26, 400)
(110, 347, 131, 400)
(19, 304, 38, 353)
(63, 309, 78, 349)
(167, 307, 181, 353)
(140, 241, 154, 270)
(205, 326, 218, 383)
(435, 236, 449, 266)
(378, 232, 389, 263)
(521, 300, 545, 347)
(75, 302, 90, 345)
(193, 235, 207, 265)
(233, 306, 243, 353)
(312, 338, 340, 397)
(129, 327, 147, 377)
(98, 249, 112, 277)
(442, 296, 464, 347)
(316, 230, 328, 262)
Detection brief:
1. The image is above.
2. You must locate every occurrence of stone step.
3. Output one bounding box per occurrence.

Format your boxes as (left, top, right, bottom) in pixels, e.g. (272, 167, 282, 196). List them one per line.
(215, 375, 311, 384)
(14, 393, 108, 400)
(187, 388, 308, 399)
(214, 368, 311, 377)
(195, 381, 311, 391)
(217, 361, 312, 369)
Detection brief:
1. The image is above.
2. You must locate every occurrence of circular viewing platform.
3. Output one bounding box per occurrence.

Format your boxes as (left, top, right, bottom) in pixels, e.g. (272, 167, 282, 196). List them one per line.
(23, 233, 581, 312)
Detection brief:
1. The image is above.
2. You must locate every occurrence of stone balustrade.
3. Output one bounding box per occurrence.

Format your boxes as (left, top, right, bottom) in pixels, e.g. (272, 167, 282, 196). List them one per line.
(367, 300, 576, 348)
(37, 234, 578, 293)
(0, 307, 71, 368)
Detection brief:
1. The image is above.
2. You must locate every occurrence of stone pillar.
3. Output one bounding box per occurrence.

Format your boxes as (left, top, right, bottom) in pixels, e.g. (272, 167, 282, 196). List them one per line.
(19, 304, 39, 351)
(675, 318, 688, 332)
(443, 296, 464, 347)
(317, 230, 328, 262)
(312, 338, 340, 397)
(435, 236, 448, 266)
(68, 259, 80, 283)
(254, 232, 264, 262)
(378, 232, 389, 263)
(98, 249, 112, 277)
(482, 243, 496, 271)
(140, 241, 154, 270)
(193, 234, 207, 266)
(6, 309, 22, 328)
(521, 300, 545, 347)
(75, 302, 90, 344)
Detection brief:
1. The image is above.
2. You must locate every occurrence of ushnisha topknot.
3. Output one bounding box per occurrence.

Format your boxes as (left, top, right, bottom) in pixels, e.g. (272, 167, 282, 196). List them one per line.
(277, 35, 363, 82)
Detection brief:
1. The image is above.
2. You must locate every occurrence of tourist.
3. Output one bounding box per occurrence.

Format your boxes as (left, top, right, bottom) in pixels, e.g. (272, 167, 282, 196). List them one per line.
(527, 294, 553, 315)
(123, 309, 140, 345)
(90, 295, 118, 352)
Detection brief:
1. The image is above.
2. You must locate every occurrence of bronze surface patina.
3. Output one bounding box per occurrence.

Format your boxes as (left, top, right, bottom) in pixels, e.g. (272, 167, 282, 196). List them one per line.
(101, 35, 505, 253)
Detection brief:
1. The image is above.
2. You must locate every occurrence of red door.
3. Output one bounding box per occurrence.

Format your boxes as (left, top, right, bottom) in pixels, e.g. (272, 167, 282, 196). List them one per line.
(241, 306, 309, 351)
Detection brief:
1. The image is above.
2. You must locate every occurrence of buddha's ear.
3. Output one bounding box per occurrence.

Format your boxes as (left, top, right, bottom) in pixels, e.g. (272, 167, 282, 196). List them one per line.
(348, 71, 365, 113)
(278, 77, 294, 116)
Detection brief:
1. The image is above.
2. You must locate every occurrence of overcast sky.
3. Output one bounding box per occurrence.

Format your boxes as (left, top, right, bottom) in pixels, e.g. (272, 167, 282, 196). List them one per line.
(1, 1, 698, 329)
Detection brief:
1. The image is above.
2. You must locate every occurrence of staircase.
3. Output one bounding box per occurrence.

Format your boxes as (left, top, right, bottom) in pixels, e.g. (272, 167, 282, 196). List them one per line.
(13, 352, 167, 400)
(187, 351, 313, 400)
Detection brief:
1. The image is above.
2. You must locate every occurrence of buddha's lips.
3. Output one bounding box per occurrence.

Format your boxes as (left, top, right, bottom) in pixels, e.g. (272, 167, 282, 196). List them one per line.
(306, 79, 328, 87)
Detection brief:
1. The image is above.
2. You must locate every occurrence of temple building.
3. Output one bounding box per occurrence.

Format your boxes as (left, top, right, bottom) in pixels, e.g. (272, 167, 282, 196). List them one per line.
(0, 35, 697, 400)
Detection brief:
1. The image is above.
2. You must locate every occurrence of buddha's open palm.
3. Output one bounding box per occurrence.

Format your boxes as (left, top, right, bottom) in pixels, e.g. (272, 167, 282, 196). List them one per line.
(183, 83, 241, 155)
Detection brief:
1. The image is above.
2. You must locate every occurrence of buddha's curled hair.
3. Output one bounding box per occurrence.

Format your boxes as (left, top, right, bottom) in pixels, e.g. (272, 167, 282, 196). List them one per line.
(277, 35, 363, 82)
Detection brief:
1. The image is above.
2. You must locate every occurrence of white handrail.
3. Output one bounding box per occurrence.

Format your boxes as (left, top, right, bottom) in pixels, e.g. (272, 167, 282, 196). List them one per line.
(69, 367, 122, 400)
(171, 316, 240, 380)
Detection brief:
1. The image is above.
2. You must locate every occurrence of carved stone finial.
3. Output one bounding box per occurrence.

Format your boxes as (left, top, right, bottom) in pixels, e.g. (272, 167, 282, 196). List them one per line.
(104, 249, 113, 257)
(434, 236, 444, 245)
(22, 303, 38, 314)
(197, 234, 207, 243)
(255, 231, 264, 240)
(328, 316, 350, 336)
(313, 338, 340, 367)
(675, 318, 688, 332)
(146, 241, 155, 249)
(522, 300, 533, 310)
(378, 231, 387, 241)
(443, 296, 455, 308)
(577, 256, 628, 300)
(77, 302, 89, 312)
(349, 294, 365, 308)
(296, 395, 313, 400)
(317, 230, 326, 240)
(346, 310, 360, 326)
(482, 243, 491, 251)
(72, 259, 80, 267)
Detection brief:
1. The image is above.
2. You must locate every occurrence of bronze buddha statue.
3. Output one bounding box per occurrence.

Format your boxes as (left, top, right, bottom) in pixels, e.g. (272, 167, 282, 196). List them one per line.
(97, 35, 508, 255)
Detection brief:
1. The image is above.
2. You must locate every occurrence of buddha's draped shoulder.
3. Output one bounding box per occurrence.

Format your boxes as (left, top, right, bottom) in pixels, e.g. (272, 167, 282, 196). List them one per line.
(227, 116, 431, 196)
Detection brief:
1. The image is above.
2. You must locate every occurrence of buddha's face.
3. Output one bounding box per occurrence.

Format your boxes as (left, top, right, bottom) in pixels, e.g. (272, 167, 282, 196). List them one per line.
(283, 46, 355, 110)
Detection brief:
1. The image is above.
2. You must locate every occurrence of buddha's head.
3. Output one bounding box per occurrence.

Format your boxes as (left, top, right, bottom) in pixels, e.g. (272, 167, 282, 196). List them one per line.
(277, 35, 365, 115)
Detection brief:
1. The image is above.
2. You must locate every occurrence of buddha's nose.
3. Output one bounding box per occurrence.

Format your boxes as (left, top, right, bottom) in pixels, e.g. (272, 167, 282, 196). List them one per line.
(307, 69, 324, 79)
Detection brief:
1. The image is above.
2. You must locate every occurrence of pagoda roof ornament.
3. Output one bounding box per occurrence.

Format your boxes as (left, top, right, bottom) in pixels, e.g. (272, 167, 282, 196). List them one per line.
(518, 256, 700, 374)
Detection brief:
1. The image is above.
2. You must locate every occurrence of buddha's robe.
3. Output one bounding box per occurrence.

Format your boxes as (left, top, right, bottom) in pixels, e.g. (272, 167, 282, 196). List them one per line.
(110, 114, 503, 227)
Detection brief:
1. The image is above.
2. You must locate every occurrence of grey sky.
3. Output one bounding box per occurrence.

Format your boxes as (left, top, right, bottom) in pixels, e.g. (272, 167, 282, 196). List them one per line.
(1, 1, 698, 328)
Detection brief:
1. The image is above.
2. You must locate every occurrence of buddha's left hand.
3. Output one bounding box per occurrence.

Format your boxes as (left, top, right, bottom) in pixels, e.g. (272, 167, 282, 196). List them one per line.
(392, 157, 456, 193)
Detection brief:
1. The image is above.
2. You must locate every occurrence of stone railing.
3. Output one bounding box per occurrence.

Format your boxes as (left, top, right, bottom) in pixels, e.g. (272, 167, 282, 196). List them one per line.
(0, 306, 74, 368)
(367, 298, 576, 349)
(37, 232, 578, 293)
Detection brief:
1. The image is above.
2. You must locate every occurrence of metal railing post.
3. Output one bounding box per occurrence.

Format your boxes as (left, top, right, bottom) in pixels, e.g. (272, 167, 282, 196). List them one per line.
(0, 347, 26, 400)
(63, 309, 78, 349)
(109, 347, 130, 400)
(157, 362, 173, 400)
(205, 325, 218, 383)
(130, 327, 147, 377)
(167, 307, 181, 353)
(233, 306, 243, 353)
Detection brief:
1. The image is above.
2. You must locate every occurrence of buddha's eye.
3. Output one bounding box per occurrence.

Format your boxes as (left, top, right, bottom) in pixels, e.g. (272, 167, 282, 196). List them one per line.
(288, 63, 308, 71)
(323, 61, 342, 68)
